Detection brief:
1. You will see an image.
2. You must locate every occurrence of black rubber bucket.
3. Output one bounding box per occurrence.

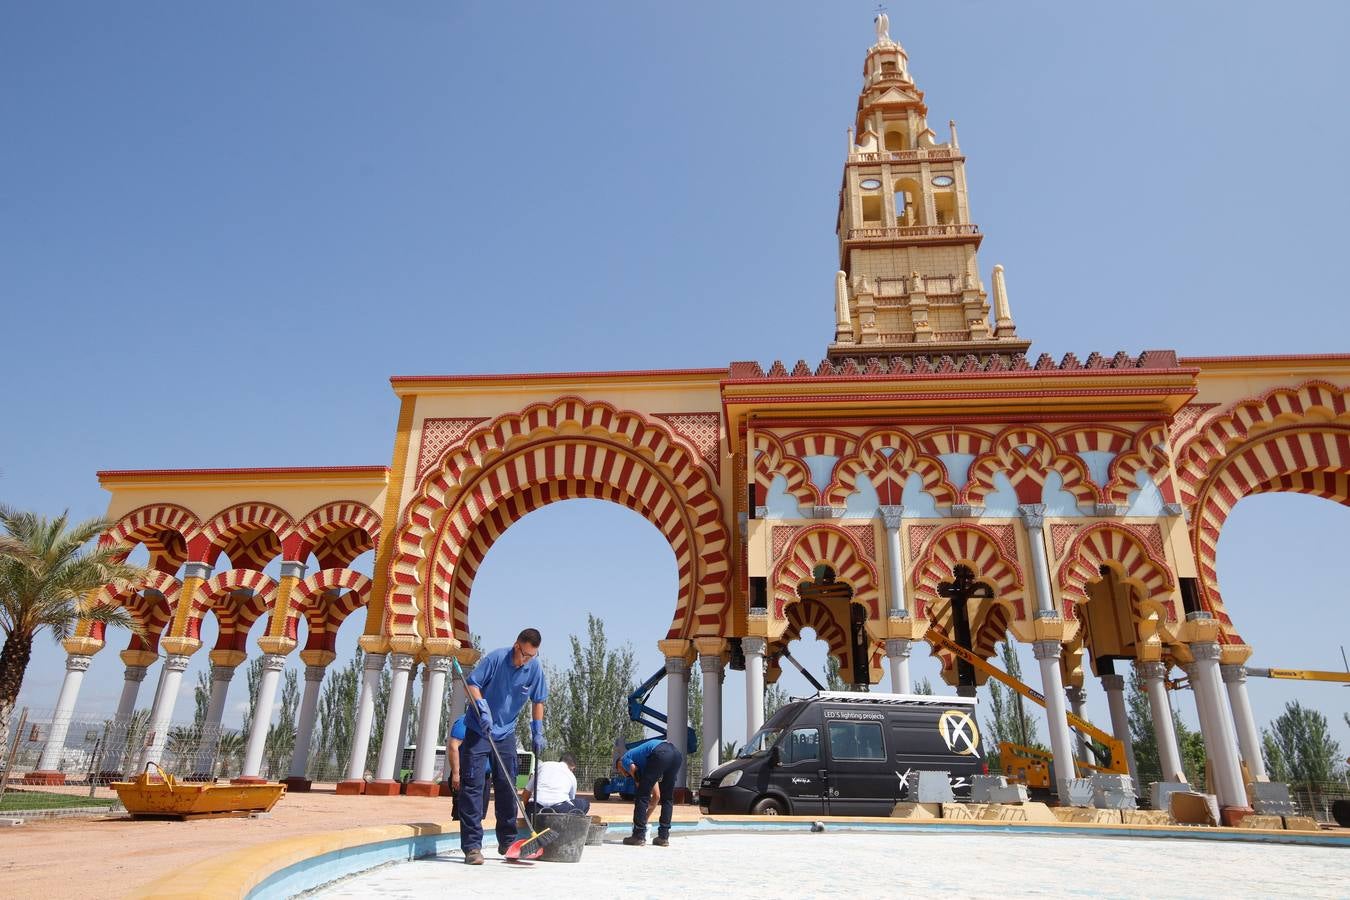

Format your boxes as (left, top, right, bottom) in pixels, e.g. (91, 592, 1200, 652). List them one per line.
(535, 811, 591, 863)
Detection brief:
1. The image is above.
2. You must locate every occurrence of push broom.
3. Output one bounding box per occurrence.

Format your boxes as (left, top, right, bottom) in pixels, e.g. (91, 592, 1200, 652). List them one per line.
(451, 657, 557, 861)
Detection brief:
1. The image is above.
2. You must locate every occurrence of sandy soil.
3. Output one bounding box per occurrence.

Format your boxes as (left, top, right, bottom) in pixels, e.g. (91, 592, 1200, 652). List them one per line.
(0, 786, 685, 900)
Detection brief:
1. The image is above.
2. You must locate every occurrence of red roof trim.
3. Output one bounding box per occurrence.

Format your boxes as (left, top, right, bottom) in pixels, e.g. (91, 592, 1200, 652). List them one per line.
(391, 367, 728, 385)
(1180, 353, 1350, 364)
(97, 465, 389, 478)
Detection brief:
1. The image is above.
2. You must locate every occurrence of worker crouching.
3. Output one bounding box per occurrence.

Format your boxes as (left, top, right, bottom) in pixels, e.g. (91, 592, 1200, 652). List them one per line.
(618, 736, 683, 847)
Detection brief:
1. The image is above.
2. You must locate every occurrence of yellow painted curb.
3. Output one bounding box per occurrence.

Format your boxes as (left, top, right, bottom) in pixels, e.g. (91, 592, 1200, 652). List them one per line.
(136, 820, 460, 900)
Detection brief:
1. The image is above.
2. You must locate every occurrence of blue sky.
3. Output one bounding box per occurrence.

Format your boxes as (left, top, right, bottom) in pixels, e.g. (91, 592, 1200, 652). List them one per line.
(5, 3, 1348, 756)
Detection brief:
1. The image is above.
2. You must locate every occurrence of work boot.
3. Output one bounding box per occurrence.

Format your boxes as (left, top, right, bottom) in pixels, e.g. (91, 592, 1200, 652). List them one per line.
(464, 849, 485, 865)
(498, 844, 511, 856)
(653, 836, 670, 847)
(622, 834, 646, 846)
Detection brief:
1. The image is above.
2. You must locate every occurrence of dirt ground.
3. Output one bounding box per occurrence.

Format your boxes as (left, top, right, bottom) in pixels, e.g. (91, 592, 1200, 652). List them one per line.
(0, 785, 693, 900)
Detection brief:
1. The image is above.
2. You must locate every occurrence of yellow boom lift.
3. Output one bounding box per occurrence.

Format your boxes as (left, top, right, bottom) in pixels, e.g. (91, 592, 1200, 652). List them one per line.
(923, 628, 1129, 790)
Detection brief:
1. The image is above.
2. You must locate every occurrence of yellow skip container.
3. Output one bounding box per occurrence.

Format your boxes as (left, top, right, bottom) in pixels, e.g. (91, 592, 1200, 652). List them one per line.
(112, 763, 286, 820)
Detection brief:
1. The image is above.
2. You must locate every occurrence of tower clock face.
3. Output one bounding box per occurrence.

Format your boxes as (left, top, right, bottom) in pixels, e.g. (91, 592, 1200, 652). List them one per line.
(931, 175, 954, 187)
(859, 178, 882, 190)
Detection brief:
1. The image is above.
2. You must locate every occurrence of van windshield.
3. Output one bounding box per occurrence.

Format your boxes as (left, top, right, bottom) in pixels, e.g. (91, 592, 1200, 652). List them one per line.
(738, 727, 782, 758)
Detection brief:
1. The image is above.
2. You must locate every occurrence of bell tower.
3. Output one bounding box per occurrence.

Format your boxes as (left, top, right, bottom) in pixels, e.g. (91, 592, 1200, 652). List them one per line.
(828, 14, 1030, 364)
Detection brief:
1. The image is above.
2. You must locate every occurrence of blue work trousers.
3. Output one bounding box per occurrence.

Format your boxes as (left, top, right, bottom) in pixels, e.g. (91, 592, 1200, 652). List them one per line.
(458, 728, 518, 852)
(631, 740, 682, 839)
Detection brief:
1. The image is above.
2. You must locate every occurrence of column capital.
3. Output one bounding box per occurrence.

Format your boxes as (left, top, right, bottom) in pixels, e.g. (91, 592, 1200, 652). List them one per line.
(123, 665, 149, 683)
(388, 653, 415, 672)
(664, 655, 689, 676)
(1137, 660, 1168, 681)
(693, 636, 726, 659)
(1031, 639, 1062, 661)
(741, 636, 767, 656)
(1064, 684, 1087, 703)
(304, 664, 328, 683)
(1220, 664, 1246, 684)
(163, 654, 192, 673)
(65, 654, 93, 673)
(1099, 673, 1126, 692)
(363, 651, 388, 672)
(210, 664, 238, 682)
(1189, 641, 1222, 663)
(698, 653, 724, 675)
(425, 655, 452, 674)
(877, 504, 904, 530)
(884, 637, 912, 659)
(182, 561, 213, 580)
(279, 560, 308, 580)
(1018, 503, 1046, 530)
(261, 653, 288, 672)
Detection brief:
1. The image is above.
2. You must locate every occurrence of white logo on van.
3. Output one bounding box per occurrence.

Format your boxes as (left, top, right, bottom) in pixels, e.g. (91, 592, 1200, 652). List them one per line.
(823, 710, 884, 721)
(937, 710, 979, 756)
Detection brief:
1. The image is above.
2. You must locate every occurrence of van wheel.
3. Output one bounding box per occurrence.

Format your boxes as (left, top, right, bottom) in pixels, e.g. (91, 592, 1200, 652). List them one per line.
(593, 779, 610, 802)
(752, 797, 786, 816)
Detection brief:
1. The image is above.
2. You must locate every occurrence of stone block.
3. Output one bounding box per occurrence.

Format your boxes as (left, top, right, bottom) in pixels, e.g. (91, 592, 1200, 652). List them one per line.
(1282, 816, 1319, 832)
(970, 774, 1007, 804)
(940, 803, 987, 820)
(981, 802, 1058, 823)
(1250, 782, 1298, 817)
(1236, 814, 1284, 830)
(1150, 781, 1191, 812)
(915, 770, 954, 803)
(1052, 807, 1121, 824)
(1168, 791, 1219, 827)
(987, 784, 1030, 804)
(1090, 774, 1137, 810)
(1120, 809, 1171, 826)
(1064, 777, 1095, 807)
(889, 802, 941, 820)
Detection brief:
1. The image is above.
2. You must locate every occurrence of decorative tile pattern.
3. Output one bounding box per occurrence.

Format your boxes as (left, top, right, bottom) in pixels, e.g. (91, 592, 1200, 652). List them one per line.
(984, 524, 1018, 563)
(908, 524, 937, 560)
(416, 418, 486, 478)
(841, 524, 877, 561)
(654, 412, 721, 473)
(1051, 523, 1077, 560)
(1169, 403, 1219, 442)
(771, 525, 805, 564)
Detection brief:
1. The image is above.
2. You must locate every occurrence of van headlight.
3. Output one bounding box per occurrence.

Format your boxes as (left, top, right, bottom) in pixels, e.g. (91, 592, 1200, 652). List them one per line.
(718, 769, 743, 788)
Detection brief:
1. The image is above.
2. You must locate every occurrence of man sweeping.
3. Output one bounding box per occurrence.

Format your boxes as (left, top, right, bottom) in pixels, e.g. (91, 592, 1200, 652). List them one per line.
(617, 735, 683, 847)
(459, 628, 548, 865)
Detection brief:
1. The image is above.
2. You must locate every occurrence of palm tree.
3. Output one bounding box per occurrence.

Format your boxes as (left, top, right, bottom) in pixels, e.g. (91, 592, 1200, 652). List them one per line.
(0, 508, 144, 765)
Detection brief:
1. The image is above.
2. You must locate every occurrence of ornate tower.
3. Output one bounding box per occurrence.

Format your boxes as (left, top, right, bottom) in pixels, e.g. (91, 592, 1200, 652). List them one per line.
(828, 15, 1030, 364)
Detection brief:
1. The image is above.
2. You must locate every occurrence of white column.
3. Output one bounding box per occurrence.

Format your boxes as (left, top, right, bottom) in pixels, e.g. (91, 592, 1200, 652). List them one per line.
(743, 637, 766, 742)
(414, 657, 450, 784)
(241, 653, 287, 779)
(1033, 640, 1079, 800)
(1101, 673, 1139, 790)
(345, 652, 386, 781)
(449, 659, 470, 722)
(374, 653, 414, 782)
(287, 665, 326, 780)
(35, 655, 94, 771)
(665, 655, 690, 788)
(879, 505, 908, 615)
(885, 638, 912, 693)
(699, 653, 723, 775)
(1066, 685, 1089, 760)
(1018, 504, 1055, 615)
(114, 665, 148, 722)
(396, 662, 418, 758)
(1221, 665, 1268, 782)
(1138, 661, 1185, 783)
(142, 654, 191, 769)
(1187, 638, 1248, 810)
(195, 663, 237, 776)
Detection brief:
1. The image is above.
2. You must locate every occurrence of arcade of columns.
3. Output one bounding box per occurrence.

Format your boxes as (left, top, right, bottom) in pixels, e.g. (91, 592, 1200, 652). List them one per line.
(33, 22, 1350, 818)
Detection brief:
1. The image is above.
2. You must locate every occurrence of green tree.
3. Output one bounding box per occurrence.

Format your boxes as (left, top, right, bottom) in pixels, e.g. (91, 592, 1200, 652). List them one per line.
(544, 614, 637, 774)
(0, 509, 143, 764)
(367, 658, 392, 766)
(1125, 671, 1204, 785)
(192, 667, 211, 730)
(1262, 701, 1344, 787)
(313, 650, 360, 781)
(719, 738, 740, 762)
(982, 641, 1041, 764)
(263, 667, 300, 778)
(913, 677, 934, 695)
(764, 680, 789, 719)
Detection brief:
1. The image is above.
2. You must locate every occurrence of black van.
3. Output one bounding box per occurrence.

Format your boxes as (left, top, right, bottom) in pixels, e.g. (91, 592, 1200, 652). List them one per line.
(699, 692, 984, 816)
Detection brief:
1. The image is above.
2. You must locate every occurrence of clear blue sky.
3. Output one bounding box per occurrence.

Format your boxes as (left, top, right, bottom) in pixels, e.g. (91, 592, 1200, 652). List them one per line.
(5, 3, 1348, 756)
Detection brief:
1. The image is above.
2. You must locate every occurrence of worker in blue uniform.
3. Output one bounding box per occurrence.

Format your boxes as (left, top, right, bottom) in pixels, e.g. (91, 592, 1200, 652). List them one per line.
(446, 713, 493, 821)
(459, 628, 549, 865)
(617, 735, 683, 846)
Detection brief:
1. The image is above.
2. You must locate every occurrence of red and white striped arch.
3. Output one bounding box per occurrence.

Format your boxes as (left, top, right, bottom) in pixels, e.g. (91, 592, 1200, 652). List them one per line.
(104, 504, 200, 575)
(777, 599, 885, 685)
(187, 569, 277, 652)
(89, 570, 180, 652)
(292, 568, 371, 655)
(1056, 523, 1177, 616)
(294, 502, 380, 566)
(198, 502, 295, 569)
(1103, 424, 1177, 507)
(752, 431, 818, 508)
(964, 425, 1100, 507)
(772, 525, 881, 620)
(1053, 425, 1135, 455)
(392, 397, 731, 643)
(929, 599, 1016, 687)
(915, 426, 996, 458)
(911, 524, 1026, 621)
(823, 428, 958, 507)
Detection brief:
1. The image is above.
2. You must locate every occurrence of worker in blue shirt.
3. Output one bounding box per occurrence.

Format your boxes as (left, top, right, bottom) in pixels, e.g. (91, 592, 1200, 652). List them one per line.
(446, 714, 493, 821)
(617, 735, 683, 846)
(459, 628, 549, 866)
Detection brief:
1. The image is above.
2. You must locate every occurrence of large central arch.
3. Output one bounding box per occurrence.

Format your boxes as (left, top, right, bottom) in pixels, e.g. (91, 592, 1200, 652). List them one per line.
(391, 398, 731, 642)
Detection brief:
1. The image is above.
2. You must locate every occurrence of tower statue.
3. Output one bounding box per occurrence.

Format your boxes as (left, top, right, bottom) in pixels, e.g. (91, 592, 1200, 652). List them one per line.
(875, 12, 891, 45)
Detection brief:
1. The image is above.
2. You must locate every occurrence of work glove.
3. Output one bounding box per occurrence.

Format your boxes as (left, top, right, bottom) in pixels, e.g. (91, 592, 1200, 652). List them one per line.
(474, 698, 492, 730)
(530, 719, 546, 753)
